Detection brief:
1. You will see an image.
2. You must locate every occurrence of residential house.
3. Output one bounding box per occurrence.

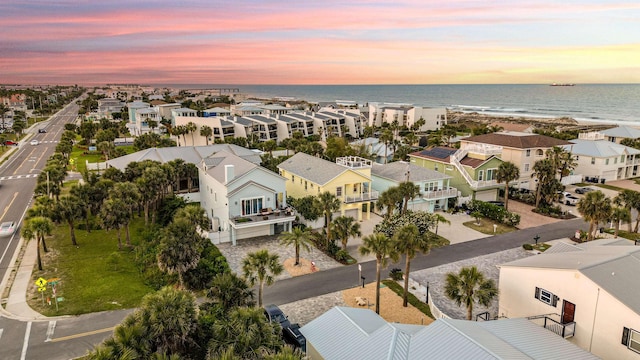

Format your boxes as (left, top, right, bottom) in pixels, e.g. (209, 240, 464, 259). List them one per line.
(564, 139, 640, 182)
(368, 103, 446, 131)
(203, 107, 231, 117)
(132, 107, 160, 135)
(173, 115, 237, 145)
(154, 103, 181, 122)
(97, 98, 124, 119)
(126, 100, 150, 126)
(409, 146, 503, 201)
(499, 238, 640, 360)
(459, 132, 572, 191)
(259, 104, 291, 116)
(317, 109, 366, 138)
(579, 125, 640, 144)
(300, 306, 597, 360)
(199, 150, 294, 245)
(352, 137, 394, 164)
(371, 161, 457, 212)
(278, 153, 378, 222)
(490, 122, 535, 133)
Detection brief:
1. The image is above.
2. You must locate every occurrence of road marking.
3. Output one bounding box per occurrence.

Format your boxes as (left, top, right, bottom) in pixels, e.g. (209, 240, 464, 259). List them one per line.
(49, 327, 114, 343)
(21, 321, 31, 360)
(1, 192, 19, 221)
(0, 328, 3, 340)
(45, 321, 56, 342)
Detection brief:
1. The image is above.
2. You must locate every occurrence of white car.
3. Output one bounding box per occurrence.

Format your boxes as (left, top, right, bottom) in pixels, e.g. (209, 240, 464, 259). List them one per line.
(0, 221, 16, 237)
(30, 139, 39, 145)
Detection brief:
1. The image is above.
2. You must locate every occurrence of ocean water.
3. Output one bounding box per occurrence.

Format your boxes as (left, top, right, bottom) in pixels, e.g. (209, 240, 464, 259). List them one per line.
(165, 84, 640, 125)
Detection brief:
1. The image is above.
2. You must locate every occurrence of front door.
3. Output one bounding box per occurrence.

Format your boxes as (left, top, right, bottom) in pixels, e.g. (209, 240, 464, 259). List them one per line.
(562, 300, 576, 324)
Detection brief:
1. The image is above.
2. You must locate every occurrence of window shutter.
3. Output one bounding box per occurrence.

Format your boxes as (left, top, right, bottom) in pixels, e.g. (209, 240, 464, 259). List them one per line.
(535, 287, 540, 299)
(623, 327, 630, 346)
(552, 295, 559, 307)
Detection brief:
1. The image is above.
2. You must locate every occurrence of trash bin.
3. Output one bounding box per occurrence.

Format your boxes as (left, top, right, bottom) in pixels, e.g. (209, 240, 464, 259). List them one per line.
(601, 178, 606, 184)
(599, 227, 604, 233)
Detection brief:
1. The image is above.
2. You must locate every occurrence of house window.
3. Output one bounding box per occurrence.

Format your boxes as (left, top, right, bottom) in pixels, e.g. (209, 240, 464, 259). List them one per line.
(591, 158, 596, 165)
(536, 149, 543, 156)
(614, 157, 617, 164)
(478, 170, 484, 181)
(292, 175, 295, 182)
(606, 159, 610, 165)
(524, 163, 529, 172)
(241, 197, 263, 216)
(487, 168, 497, 181)
(336, 186, 342, 197)
(622, 327, 640, 353)
(622, 155, 626, 163)
(535, 287, 558, 307)
(305, 181, 308, 190)
(526, 150, 531, 157)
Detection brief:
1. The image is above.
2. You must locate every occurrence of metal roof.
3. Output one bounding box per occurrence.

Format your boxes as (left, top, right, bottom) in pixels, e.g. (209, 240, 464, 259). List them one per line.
(372, 162, 450, 183)
(246, 115, 276, 124)
(106, 144, 261, 170)
(600, 125, 640, 139)
(300, 308, 597, 360)
(278, 152, 361, 185)
(566, 139, 640, 158)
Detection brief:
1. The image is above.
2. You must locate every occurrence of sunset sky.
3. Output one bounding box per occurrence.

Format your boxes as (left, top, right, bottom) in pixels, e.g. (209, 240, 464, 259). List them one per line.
(2, 1, 639, 85)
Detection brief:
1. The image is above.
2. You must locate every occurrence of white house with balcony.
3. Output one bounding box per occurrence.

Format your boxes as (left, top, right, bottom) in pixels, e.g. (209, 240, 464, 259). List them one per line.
(563, 139, 640, 182)
(199, 150, 294, 245)
(499, 238, 640, 360)
(368, 103, 446, 131)
(371, 161, 457, 212)
(579, 125, 640, 144)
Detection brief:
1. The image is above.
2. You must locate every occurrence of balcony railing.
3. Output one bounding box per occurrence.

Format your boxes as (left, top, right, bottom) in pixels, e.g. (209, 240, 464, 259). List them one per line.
(423, 188, 459, 200)
(230, 211, 296, 227)
(344, 191, 379, 203)
(527, 314, 575, 338)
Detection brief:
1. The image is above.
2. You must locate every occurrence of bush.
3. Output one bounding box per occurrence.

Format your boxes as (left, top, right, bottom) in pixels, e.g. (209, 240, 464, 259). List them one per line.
(469, 200, 521, 226)
(522, 244, 534, 250)
(389, 268, 403, 281)
(334, 249, 350, 262)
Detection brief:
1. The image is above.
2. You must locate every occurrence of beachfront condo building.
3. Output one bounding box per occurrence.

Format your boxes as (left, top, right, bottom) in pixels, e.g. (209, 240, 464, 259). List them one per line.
(563, 139, 640, 182)
(278, 153, 378, 224)
(368, 103, 446, 131)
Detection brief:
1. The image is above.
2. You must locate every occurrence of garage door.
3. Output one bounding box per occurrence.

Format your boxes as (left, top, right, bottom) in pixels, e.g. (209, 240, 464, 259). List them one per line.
(342, 209, 359, 221)
(475, 189, 498, 202)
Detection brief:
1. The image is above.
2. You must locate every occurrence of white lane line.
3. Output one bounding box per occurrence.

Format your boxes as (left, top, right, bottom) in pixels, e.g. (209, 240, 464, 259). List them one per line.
(21, 321, 31, 360)
(0, 328, 3, 340)
(45, 321, 56, 342)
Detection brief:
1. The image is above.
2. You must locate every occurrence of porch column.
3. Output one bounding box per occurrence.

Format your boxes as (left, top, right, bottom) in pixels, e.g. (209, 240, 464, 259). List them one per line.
(231, 227, 237, 246)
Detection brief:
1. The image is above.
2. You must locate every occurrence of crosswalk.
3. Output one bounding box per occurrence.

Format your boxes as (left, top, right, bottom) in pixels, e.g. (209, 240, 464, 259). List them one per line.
(0, 173, 83, 181)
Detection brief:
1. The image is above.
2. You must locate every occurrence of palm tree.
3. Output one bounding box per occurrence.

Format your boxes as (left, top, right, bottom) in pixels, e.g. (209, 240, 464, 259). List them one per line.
(207, 272, 256, 311)
(496, 161, 520, 211)
(242, 249, 284, 307)
(157, 219, 204, 289)
(99, 197, 130, 249)
(200, 125, 213, 145)
(433, 213, 451, 235)
(610, 206, 631, 238)
(186, 121, 197, 146)
(23, 216, 53, 270)
(331, 215, 362, 251)
(577, 190, 612, 240)
(315, 191, 341, 244)
(278, 227, 314, 266)
(445, 266, 498, 320)
(53, 195, 83, 246)
(377, 186, 402, 219)
(398, 181, 420, 214)
(393, 224, 432, 307)
(379, 129, 393, 164)
(173, 204, 210, 233)
(614, 190, 638, 232)
(358, 233, 399, 314)
(108, 182, 140, 247)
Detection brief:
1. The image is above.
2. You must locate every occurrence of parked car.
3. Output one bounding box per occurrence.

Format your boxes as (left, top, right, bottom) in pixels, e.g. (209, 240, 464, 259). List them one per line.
(264, 304, 291, 329)
(575, 187, 595, 195)
(0, 221, 16, 237)
(563, 193, 579, 206)
(283, 323, 307, 352)
(3, 140, 17, 146)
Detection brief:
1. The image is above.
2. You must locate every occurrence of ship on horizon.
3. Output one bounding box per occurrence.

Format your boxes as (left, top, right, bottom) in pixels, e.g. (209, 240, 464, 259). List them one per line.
(550, 83, 575, 86)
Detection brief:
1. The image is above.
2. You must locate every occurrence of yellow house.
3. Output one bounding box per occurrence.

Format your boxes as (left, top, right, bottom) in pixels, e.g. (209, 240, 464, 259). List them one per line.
(278, 153, 378, 221)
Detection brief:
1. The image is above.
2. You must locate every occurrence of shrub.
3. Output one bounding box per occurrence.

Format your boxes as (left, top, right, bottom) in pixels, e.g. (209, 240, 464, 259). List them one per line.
(522, 244, 534, 250)
(334, 249, 350, 262)
(469, 200, 521, 226)
(389, 268, 403, 281)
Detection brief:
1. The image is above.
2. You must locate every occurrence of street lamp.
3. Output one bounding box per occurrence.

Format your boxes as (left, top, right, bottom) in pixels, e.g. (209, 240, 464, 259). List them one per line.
(534, 234, 540, 245)
(426, 281, 430, 304)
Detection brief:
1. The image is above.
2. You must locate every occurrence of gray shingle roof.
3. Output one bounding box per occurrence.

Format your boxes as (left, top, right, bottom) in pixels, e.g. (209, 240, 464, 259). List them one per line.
(372, 162, 450, 183)
(203, 150, 260, 184)
(277, 152, 349, 185)
(463, 133, 570, 149)
(502, 241, 640, 314)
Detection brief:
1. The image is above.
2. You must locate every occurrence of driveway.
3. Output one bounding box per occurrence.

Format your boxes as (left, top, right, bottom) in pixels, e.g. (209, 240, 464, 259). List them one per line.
(507, 200, 564, 229)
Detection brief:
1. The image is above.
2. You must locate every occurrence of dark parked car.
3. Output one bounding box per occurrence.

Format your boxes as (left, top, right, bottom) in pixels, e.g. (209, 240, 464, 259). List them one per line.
(575, 187, 595, 195)
(283, 323, 306, 352)
(264, 304, 291, 329)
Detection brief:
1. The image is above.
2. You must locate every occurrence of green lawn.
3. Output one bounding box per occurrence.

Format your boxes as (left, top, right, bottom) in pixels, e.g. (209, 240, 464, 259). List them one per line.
(463, 219, 517, 235)
(27, 219, 154, 316)
(69, 147, 103, 174)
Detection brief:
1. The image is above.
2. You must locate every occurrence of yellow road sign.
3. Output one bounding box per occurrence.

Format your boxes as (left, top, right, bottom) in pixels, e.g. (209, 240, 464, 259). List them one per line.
(38, 287, 46, 292)
(35, 277, 47, 287)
